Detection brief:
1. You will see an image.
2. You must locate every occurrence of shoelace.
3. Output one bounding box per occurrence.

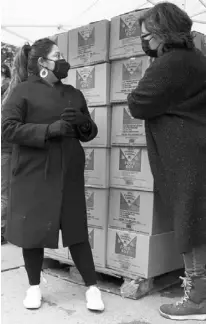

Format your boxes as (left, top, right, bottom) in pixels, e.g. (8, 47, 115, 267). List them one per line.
(176, 276, 193, 305)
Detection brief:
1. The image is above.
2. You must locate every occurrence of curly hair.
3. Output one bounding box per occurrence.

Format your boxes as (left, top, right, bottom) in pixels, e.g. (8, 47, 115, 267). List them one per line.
(139, 2, 194, 52)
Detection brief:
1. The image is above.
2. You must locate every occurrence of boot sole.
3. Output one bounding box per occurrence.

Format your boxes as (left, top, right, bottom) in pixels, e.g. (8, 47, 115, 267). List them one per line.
(86, 302, 105, 312)
(23, 298, 42, 310)
(159, 309, 206, 321)
(24, 304, 42, 310)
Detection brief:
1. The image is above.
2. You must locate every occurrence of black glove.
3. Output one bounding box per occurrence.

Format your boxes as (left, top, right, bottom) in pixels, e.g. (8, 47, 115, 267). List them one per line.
(47, 120, 72, 139)
(61, 108, 88, 126)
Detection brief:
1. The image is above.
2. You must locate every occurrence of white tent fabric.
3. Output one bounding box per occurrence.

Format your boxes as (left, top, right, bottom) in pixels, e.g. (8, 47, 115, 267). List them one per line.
(2, 0, 206, 46)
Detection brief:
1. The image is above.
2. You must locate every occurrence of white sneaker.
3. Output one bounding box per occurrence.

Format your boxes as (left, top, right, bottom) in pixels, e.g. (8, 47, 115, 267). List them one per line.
(86, 286, 105, 311)
(23, 285, 42, 309)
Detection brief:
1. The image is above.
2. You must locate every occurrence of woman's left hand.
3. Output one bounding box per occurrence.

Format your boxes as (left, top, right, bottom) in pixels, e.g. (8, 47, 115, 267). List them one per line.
(61, 108, 88, 126)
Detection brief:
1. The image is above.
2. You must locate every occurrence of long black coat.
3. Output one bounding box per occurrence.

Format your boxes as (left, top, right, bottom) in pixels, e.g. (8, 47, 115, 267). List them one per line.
(2, 75, 98, 249)
(128, 48, 206, 254)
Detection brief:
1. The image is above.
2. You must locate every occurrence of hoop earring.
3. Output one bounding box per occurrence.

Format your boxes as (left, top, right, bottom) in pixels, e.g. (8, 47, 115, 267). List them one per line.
(40, 68, 48, 78)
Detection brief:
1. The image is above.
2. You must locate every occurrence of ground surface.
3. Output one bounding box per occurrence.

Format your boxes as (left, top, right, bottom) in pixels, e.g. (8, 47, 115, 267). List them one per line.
(1, 244, 201, 324)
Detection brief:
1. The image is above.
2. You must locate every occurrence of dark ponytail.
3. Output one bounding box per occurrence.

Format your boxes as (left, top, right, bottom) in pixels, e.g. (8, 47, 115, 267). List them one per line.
(2, 43, 31, 106)
(15, 43, 31, 81)
(22, 43, 31, 58)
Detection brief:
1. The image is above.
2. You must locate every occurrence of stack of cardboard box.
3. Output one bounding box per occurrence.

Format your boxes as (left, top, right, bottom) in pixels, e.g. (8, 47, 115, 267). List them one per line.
(45, 10, 196, 278)
(107, 10, 182, 278)
(64, 20, 111, 268)
(193, 31, 206, 55)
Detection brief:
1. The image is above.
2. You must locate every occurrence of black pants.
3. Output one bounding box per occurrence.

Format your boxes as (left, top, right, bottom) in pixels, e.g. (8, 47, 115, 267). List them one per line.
(22, 241, 97, 287)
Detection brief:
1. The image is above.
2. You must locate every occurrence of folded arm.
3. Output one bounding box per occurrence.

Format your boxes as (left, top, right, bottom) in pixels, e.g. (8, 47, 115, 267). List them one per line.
(127, 52, 186, 120)
(76, 90, 98, 142)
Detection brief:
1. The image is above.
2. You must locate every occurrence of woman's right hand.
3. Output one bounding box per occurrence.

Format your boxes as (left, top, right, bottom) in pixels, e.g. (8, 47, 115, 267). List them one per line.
(47, 120, 71, 139)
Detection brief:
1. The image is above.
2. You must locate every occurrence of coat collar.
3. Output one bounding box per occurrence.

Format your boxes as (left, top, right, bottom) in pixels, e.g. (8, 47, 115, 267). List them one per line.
(28, 74, 63, 88)
(28, 75, 42, 83)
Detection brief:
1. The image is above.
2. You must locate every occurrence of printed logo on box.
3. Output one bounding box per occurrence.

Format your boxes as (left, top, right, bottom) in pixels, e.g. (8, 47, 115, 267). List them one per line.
(89, 108, 95, 121)
(85, 149, 94, 170)
(121, 59, 142, 94)
(120, 192, 140, 213)
(119, 14, 141, 40)
(89, 229, 94, 249)
(122, 60, 142, 80)
(85, 189, 94, 215)
(120, 192, 142, 229)
(123, 107, 144, 135)
(78, 26, 95, 47)
(115, 232, 137, 258)
(119, 148, 142, 172)
(78, 26, 95, 61)
(76, 67, 95, 90)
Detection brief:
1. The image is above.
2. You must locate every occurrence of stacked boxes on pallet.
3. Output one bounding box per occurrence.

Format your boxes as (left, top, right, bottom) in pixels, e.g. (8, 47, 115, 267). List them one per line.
(64, 20, 111, 268)
(107, 10, 182, 279)
(45, 10, 190, 279)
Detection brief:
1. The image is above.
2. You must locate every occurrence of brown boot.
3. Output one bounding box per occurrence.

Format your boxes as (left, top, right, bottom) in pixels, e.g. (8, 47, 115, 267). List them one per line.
(159, 275, 206, 321)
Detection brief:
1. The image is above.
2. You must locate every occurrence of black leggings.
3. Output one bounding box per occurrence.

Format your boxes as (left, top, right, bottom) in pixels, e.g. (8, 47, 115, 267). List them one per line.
(22, 241, 97, 287)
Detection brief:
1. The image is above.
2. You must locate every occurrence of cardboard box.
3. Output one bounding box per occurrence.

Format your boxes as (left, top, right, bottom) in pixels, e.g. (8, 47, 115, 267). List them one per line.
(109, 188, 173, 235)
(107, 229, 183, 278)
(88, 227, 107, 267)
(85, 187, 109, 228)
(82, 106, 111, 147)
(68, 20, 110, 67)
(45, 232, 68, 260)
(48, 34, 58, 43)
(64, 63, 110, 106)
(84, 148, 110, 188)
(193, 31, 206, 55)
(57, 32, 69, 61)
(111, 105, 146, 146)
(110, 147, 153, 191)
(110, 56, 149, 103)
(109, 10, 146, 60)
(68, 227, 107, 268)
(49, 33, 69, 61)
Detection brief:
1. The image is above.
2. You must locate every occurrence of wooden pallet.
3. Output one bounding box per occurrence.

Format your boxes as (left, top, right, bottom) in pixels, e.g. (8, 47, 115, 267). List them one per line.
(44, 250, 184, 300)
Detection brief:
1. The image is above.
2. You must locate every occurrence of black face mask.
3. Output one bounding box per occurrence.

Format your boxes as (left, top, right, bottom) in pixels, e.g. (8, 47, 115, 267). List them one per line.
(141, 38, 158, 58)
(44, 59, 70, 80)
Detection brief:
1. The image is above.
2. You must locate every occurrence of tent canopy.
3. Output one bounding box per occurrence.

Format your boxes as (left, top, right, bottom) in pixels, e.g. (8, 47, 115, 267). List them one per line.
(2, 0, 206, 46)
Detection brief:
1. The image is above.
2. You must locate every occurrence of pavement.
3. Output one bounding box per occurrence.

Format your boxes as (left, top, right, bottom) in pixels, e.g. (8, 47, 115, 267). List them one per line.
(1, 244, 202, 324)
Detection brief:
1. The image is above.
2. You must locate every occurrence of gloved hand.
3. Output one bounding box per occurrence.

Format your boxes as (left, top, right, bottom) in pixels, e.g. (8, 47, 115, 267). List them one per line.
(47, 120, 71, 139)
(61, 108, 88, 126)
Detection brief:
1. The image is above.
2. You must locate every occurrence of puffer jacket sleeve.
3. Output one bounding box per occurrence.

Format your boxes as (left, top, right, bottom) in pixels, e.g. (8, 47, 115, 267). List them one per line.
(2, 83, 49, 148)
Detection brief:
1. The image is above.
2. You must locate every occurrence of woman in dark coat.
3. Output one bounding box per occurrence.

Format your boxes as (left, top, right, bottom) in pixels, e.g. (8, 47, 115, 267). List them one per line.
(1, 64, 11, 244)
(2, 38, 104, 312)
(127, 2, 206, 322)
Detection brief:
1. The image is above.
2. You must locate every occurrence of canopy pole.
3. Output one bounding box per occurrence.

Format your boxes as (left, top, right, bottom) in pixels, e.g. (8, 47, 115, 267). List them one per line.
(191, 9, 206, 18)
(193, 19, 206, 24)
(2, 26, 32, 42)
(199, 0, 206, 9)
(1, 25, 71, 29)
